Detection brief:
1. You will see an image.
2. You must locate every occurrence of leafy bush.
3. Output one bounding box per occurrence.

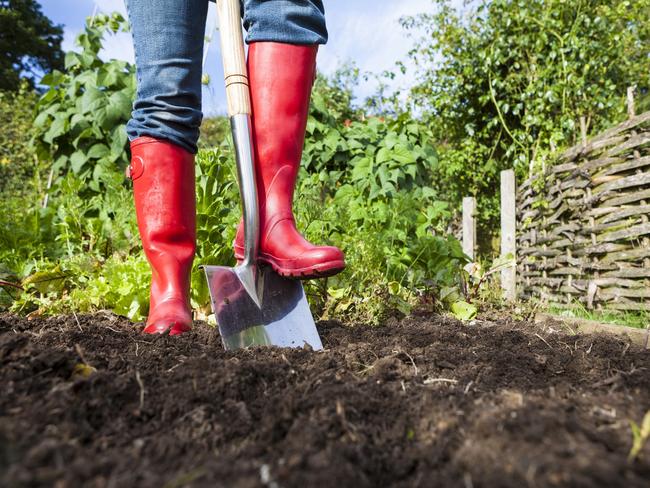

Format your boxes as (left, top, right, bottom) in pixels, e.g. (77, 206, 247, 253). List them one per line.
(0, 82, 41, 198)
(297, 177, 466, 322)
(198, 117, 230, 149)
(402, 0, 650, 244)
(32, 12, 134, 194)
(0, 13, 144, 317)
(298, 81, 467, 321)
(10, 254, 149, 319)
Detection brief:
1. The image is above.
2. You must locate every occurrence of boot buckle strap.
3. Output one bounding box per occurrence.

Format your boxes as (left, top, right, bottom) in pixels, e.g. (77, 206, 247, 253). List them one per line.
(126, 156, 145, 180)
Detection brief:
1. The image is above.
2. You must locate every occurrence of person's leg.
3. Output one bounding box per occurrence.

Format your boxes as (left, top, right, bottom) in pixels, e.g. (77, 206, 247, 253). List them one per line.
(242, 0, 328, 45)
(125, 0, 208, 335)
(234, 1, 345, 279)
(126, 0, 208, 153)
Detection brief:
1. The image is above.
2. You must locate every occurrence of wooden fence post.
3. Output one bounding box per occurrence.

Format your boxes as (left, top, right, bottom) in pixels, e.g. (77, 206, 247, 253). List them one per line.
(580, 116, 587, 148)
(500, 169, 517, 302)
(627, 85, 636, 119)
(462, 197, 476, 260)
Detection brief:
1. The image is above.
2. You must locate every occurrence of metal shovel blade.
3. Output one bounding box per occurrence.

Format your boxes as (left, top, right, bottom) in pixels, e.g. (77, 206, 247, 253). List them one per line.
(203, 264, 323, 351)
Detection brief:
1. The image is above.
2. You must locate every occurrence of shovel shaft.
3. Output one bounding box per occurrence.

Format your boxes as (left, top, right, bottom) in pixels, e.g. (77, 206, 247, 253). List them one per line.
(231, 114, 259, 268)
(216, 0, 259, 269)
(216, 0, 251, 117)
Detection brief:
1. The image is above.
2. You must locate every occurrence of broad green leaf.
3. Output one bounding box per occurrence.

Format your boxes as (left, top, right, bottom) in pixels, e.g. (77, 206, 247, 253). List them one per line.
(43, 116, 67, 144)
(87, 143, 110, 159)
(80, 87, 104, 113)
(451, 301, 478, 321)
(110, 126, 129, 158)
(391, 144, 414, 165)
(70, 151, 88, 174)
(375, 147, 391, 164)
(350, 157, 371, 181)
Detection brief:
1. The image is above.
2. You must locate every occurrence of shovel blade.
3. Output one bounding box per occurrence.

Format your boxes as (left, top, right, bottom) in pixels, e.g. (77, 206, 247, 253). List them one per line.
(203, 265, 323, 351)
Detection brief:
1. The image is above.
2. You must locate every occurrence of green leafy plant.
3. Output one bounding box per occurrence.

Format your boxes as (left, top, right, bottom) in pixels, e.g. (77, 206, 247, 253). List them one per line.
(297, 74, 468, 321)
(191, 147, 239, 310)
(0, 81, 41, 198)
(32, 12, 134, 194)
(629, 411, 650, 462)
(12, 254, 150, 320)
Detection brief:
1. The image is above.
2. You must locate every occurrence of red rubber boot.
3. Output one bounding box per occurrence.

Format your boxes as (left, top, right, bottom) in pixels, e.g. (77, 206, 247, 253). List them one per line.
(233, 43, 345, 279)
(129, 137, 196, 335)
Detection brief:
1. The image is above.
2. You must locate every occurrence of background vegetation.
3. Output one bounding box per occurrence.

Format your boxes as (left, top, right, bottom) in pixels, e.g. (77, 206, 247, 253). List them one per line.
(1, 0, 649, 324)
(402, 0, 650, 250)
(0, 0, 64, 90)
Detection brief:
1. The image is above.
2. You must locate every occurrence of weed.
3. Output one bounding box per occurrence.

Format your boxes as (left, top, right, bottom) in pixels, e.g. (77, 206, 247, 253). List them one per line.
(629, 411, 650, 462)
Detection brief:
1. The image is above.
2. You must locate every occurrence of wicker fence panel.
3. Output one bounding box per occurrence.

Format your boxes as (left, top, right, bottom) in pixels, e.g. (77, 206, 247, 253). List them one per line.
(517, 111, 650, 311)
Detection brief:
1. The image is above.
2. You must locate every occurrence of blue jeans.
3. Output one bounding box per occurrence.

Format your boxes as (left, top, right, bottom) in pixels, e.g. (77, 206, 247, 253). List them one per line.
(126, 0, 327, 154)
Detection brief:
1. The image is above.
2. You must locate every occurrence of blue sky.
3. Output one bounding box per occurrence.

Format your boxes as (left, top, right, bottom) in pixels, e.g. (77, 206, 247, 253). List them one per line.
(39, 0, 439, 115)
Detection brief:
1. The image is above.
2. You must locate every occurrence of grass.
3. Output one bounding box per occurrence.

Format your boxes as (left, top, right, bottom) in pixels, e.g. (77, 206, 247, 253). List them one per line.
(546, 302, 649, 330)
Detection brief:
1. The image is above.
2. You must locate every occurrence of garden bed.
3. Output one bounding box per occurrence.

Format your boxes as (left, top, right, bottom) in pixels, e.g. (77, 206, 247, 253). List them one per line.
(1, 311, 648, 487)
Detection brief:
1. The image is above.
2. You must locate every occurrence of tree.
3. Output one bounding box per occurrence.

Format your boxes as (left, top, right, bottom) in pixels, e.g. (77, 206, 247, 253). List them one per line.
(402, 0, 650, 241)
(0, 0, 64, 90)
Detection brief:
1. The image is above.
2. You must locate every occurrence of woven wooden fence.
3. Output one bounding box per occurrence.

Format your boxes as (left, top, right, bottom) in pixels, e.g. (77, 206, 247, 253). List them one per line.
(516, 109, 650, 311)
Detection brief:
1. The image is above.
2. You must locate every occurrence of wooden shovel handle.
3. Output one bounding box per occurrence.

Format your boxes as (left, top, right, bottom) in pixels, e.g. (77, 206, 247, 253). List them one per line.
(216, 0, 251, 116)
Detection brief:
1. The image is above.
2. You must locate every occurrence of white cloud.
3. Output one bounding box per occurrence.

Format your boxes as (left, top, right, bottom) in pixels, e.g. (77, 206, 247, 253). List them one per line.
(319, 0, 437, 103)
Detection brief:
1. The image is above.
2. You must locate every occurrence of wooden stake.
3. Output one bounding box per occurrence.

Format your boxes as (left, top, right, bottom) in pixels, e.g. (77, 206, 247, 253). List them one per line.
(627, 86, 636, 119)
(462, 197, 476, 261)
(500, 169, 517, 302)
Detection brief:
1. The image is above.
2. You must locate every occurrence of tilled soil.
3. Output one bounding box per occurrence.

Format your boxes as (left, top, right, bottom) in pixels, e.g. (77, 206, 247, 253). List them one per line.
(0, 311, 648, 487)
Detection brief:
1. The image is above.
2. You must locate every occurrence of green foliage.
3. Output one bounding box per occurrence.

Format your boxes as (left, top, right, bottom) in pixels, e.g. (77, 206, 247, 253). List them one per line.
(0, 170, 142, 317)
(0, 0, 64, 90)
(191, 148, 239, 309)
(546, 303, 650, 329)
(297, 74, 468, 322)
(0, 81, 41, 198)
(402, 0, 650, 237)
(2, 14, 468, 323)
(629, 411, 650, 462)
(32, 12, 134, 194)
(311, 67, 360, 122)
(198, 116, 231, 149)
(12, 254, 150, 320)
(0, 13, 142, 317)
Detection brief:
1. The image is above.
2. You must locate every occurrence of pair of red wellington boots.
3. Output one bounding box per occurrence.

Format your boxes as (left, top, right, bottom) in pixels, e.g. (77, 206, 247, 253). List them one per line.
(128, 43, 345, 335)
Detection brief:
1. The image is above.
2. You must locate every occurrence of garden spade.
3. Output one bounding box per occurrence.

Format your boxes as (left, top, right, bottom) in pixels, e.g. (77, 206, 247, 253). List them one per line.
(202, 0, 323, 351)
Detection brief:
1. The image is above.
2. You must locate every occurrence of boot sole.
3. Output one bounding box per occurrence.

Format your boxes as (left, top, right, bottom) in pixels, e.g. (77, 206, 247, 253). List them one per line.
(143, 321, 192, 336)
(234, 250, 345, 280)
(273, 260, 346, 279)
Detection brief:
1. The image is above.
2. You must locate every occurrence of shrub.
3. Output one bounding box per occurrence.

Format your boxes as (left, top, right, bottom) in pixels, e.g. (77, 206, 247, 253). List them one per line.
(32, 12, 134, 194)
(402, 0, 650, 243)
(0, 82, 40, 198)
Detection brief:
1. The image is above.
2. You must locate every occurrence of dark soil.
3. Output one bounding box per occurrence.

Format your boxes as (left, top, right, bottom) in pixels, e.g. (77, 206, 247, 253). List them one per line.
(1, 311, 648, 487)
